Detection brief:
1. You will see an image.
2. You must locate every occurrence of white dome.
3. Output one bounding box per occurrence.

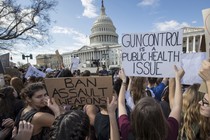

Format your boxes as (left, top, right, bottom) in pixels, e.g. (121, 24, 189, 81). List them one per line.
(89, 1, 118, 47)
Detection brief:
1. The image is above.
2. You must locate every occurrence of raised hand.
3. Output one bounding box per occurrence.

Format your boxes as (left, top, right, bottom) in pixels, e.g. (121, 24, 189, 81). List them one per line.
(199, 60, 210, 82)
(46, 98, 61, 117)
(174, 65, 185, 79)
(118, 68, 126, 82)
(107, 96, 118, 115)
(12, 120, 34, 140)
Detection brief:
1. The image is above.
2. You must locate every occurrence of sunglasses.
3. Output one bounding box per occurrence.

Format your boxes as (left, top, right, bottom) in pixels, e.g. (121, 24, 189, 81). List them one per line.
(201, 97, 210, 107)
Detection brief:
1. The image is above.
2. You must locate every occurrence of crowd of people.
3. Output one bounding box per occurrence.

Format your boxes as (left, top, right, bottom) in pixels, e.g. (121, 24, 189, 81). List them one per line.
(0, 61, 210, 140)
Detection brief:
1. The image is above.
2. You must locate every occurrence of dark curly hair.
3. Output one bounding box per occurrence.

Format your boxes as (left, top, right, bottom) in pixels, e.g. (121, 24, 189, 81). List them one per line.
(49, 110, 90, 140)
(0, 86, 16, 117)
(20, 82, 45, 100)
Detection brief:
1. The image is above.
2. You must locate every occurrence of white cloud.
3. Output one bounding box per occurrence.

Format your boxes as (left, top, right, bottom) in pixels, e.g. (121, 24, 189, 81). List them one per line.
(138, 0, 159, 6)
(51, 26, 89, 46)
(192, 20, 197, 24)
(152, 20, 190, 31)
(81, 0, 98, 18)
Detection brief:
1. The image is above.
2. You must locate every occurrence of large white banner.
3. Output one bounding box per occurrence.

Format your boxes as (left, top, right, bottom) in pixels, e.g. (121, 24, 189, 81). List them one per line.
(181, 52, 206, 85)
(121, 30, 183, 77)
(202, 8, 210, 58)
(25, 66, 46, 78)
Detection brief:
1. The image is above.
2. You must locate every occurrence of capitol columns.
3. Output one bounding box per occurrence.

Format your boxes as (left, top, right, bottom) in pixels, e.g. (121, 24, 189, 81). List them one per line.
(186, 36, 189, 53)
(193, 36, 196, 52)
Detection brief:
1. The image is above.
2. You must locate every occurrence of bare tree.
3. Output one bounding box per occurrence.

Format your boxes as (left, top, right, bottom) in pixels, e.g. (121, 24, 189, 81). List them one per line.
(0, 0, 57, 50)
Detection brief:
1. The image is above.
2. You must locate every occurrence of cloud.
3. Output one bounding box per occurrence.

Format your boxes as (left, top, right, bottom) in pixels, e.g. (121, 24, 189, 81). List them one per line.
(51, 26, 89, 46)
(192, 20, 197, 24)
(81, 0, 98, 18)
(152, 20, 190, 31)
(138, 0, 159, 6)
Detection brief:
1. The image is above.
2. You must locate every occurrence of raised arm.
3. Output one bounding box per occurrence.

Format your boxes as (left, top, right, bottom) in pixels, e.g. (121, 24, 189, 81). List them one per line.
(169, 65, 184, 124)
(107, 96, 120, 140)
(118, 68, 127, 116)
(169, 78, 175, 109)
(125, 76, 135, 110)
(199, 60, 210, 102)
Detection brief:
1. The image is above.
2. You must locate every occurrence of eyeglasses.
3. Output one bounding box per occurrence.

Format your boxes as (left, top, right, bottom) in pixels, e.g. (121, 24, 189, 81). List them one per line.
(201, 97, 210, 107)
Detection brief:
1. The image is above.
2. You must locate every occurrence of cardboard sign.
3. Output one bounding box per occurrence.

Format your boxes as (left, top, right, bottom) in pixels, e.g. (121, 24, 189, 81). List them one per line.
(44, 76, 113, 105)
(121, 30, 183, 78)
(25, 66, 46, 78)
(181, 52, 206, 85)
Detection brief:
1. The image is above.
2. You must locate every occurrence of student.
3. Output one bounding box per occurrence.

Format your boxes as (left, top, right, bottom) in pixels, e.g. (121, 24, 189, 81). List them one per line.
(198, 60, 210, 139)
(0, 86, 24, 140)
(179, 84, 204, 139)
(96, 65, 108, 76)
(15, 82, 61, 140)
(49, 110, 90, 140)
(147, 77, 168, 101)
(118, 66, 184, 140)
(10, 77, 24, 99)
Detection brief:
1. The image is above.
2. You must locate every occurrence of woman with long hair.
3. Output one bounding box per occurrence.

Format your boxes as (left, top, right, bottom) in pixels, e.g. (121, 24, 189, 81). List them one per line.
(179, 84, 204, 139)
(118, 66, 184, 140)
(198, 60, 210, 139)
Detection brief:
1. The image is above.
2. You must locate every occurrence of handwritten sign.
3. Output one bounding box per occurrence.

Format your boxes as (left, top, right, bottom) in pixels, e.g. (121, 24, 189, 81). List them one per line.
(181, 52, 206, 85)
(71, 57, 80, 71)
(45, 76, 113, 105)
(0, 53, 9, 68)
(202, 8, 210, 58)
(199, 8, 210, 93)
(25, 66, 46, 78)
(122, 30, 183, 77)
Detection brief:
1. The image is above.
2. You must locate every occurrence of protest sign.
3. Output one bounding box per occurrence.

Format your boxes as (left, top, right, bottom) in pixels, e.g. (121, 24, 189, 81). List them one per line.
(45, 76, 113, 105)
(25, 66, 46, 78)
(202, 8, 210, 58)
(199, 8, 210, 93)
(121, 30, 183, 77)
(71, 57, 80, 72)
(181, 52, 206, 85)
(0, 53, 10, 68)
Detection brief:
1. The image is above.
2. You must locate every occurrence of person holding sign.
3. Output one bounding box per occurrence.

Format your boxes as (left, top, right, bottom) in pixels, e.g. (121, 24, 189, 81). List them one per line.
(15, 82, 61, 140)
(198, 60, 210, 139)
(118, 66, 184, 140)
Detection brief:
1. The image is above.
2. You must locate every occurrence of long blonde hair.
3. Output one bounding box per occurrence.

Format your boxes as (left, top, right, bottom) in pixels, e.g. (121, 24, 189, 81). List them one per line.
(180, 84, 204, 139)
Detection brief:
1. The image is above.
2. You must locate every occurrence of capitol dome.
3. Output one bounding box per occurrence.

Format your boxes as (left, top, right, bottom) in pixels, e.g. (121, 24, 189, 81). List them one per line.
(89, 0, 118, 47)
